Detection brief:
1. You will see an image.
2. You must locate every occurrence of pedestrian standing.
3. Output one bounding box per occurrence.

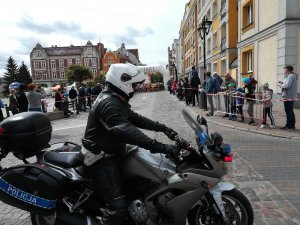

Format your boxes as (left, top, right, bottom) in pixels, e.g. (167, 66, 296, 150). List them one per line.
(260, 83, 275, 128)
(171, 80, 177, 95)
(222, 73, 236, 117)
(183, 77, 192, 106)
(78, 86, 86, 112)
(17, 84, 28, 113)
(9, 89, 19, 115)
(190, 66, 201, 106)
(213, 72, 223, 111)
(205, 72, 214, 116)
(228, 83, 237, 121)
(0, 98, 4, 122)
(242, 77, 256, 125)
(69, 86, 78, 110)
(236, 87, 245, 122)
(27, 83, 44, 112)
(279, 65, 298, 130)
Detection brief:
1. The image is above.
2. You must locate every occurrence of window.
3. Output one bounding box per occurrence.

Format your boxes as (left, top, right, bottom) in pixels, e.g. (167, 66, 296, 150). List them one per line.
(92, 70, 97, 76)
(213, 32, 218, 50)
(76, 59, 81, 65)
(108, 61, 114, 67)
(35, 72, 41, 80)
(51, 60, 56, 68)
(42, 72, 47, 80)
(87, 48, 92, 54)
(41, 61, 46, 68)
(247, 4, 253, 25)
(91, 58, 97, 67)
(60, 71, 65, 78)
(52, 71, 57, 79)
(59, 60, 64, 68)
(36, 51, 41, 57)
(84, 59, 90, 67)
(242, 0, 254, 32)
(34, 61, 39, 68)
(212, 0, 218, 19)
(67, 59, 72, 66)
(247, 51, 252, 72)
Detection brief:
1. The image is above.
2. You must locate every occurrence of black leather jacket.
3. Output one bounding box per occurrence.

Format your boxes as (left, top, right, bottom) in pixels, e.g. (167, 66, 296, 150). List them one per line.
(82, 90, 167, 155)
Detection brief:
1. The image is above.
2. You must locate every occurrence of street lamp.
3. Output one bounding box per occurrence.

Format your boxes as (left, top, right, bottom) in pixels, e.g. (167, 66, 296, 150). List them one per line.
(198, 15, 212, 80)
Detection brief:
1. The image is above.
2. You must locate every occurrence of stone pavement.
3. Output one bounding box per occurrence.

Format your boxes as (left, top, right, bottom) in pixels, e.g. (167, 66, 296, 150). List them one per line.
(0, 92, 299, 224)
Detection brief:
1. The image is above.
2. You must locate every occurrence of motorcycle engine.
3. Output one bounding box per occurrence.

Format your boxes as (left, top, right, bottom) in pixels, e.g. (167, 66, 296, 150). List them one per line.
(128, 200, 149, 224)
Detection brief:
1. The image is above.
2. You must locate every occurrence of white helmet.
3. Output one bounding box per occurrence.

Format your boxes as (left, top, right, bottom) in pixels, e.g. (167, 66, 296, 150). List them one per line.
(106, 63, 145, 97)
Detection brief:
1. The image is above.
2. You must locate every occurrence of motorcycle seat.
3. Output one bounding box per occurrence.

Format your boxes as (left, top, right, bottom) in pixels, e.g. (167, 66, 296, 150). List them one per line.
(44, 151, 83, 168)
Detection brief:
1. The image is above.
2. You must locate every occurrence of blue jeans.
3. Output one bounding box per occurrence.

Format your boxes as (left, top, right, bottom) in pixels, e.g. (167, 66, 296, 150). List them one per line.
(29, 107, 42, 112)
(284, 101, 295, 128)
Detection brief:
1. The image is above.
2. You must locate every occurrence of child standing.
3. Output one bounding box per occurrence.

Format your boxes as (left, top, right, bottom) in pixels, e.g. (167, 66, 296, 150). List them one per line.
(228, 83, 237, 121)
(260, 83, 275, 128)
(236, 87, 245, 122)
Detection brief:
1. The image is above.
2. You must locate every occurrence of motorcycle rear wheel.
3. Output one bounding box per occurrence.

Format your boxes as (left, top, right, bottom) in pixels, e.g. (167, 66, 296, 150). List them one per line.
(187, 188, 253, 225)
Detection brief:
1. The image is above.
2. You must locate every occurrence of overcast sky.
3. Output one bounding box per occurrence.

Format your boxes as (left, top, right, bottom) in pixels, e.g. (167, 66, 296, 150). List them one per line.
(0, 0, 187, 75)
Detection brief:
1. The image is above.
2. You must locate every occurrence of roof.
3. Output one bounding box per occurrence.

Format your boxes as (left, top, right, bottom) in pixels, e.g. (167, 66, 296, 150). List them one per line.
(44, 47, 84, 56)
(114, 44, 142, 66)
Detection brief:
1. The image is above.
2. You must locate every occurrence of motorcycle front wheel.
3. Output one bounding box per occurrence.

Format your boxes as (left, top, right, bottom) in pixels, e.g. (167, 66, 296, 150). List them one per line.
(187, 188, 254, 225)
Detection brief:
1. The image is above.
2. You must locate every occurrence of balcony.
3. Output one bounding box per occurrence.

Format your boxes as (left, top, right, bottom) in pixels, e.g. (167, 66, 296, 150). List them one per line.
(220, 0, 227, 19)
(220, 37, 227, 52)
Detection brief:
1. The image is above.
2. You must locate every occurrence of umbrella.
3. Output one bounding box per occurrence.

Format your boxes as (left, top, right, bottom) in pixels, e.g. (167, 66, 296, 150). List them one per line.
(9, 82, 21, 90)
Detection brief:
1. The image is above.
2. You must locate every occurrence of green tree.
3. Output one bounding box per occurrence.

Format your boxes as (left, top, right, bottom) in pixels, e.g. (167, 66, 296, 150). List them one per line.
(94, 73, 106, 85)
(67, 65, 92, 83)
(18, 61, 32, 85)
(2, 57, 19, 95)
(150, 72, 163, 83)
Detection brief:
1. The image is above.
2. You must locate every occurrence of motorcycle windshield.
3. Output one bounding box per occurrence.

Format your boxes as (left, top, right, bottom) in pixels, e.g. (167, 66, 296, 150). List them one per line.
(182, 109, 203, 135)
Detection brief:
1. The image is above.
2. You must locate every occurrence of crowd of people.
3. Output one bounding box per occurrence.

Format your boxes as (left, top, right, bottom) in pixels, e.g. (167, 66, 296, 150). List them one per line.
(0, 83, 47, 122)
(54, 83, 103, 117)
(135, 83, 164, 92)
(170, 65, 298, 130)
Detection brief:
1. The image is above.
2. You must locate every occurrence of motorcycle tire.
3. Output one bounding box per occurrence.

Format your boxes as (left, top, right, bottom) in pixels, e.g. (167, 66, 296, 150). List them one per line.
(187, 188, 254, 225)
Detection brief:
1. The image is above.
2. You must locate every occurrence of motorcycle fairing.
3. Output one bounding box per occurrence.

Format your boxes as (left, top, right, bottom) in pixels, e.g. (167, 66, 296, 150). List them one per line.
(122, 148, 176, 182)
(144, 173, 221, 225)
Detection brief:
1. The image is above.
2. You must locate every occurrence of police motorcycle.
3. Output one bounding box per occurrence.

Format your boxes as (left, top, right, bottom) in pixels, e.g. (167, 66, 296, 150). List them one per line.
(0, 109, 253, 225)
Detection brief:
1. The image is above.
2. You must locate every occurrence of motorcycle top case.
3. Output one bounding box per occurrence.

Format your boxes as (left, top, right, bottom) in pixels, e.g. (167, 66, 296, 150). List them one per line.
(0, 112, 52, 158)
(0, 164, 65, 216)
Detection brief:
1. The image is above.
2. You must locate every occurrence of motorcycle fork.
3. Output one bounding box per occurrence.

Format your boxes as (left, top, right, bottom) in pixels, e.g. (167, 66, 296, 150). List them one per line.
(205, 192, 229, 225)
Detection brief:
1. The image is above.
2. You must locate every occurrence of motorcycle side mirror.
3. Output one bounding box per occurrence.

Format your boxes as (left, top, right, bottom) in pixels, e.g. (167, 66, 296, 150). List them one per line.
(197, 115, 207, 126)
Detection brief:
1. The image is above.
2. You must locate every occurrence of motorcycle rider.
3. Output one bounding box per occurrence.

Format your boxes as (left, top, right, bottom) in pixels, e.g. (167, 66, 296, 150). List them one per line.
(82, 63, 179, 225)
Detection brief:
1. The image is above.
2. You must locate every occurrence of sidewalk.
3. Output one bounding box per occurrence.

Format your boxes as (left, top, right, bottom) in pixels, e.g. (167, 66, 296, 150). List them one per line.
(190, 102, 300, 140)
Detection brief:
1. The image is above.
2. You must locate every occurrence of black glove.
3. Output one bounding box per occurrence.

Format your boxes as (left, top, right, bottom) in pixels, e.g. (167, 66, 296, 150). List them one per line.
(164, 144, 179, 156)
(164, 128, 178, 141)
(149, 141, 179, 156)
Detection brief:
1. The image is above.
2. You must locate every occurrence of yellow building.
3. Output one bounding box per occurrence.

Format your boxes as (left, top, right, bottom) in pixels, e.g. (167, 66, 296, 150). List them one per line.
(237, 0, 300, 96)
(179, 0, 198, 77)
(197, 0, 238, 80)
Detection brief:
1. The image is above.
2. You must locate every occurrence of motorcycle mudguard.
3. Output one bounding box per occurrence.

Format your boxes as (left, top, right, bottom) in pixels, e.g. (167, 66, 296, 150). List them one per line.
(209, 182, 235, 217)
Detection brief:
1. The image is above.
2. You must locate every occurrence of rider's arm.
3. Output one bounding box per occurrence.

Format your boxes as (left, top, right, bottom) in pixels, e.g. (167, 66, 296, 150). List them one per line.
(128, 109, 166, 132)
(98, 98, 166, 153)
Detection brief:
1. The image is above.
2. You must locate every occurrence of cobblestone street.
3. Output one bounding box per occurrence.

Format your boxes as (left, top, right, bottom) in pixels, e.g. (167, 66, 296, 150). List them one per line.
(0, 91, 299, 224)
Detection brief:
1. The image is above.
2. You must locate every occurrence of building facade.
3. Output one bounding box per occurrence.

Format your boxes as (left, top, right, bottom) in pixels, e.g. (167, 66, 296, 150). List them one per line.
(197, 0, 238, 81)
(237, 0, 300, 96)
(30, 41, 105, 87)
(102, 43, 142, 73)
(179, 0, 199, 77)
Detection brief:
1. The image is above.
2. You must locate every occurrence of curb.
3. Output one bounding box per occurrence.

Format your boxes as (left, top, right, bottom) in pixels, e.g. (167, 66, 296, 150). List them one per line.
(185, 106, 299, 140)
(206, 119, 293, 139)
